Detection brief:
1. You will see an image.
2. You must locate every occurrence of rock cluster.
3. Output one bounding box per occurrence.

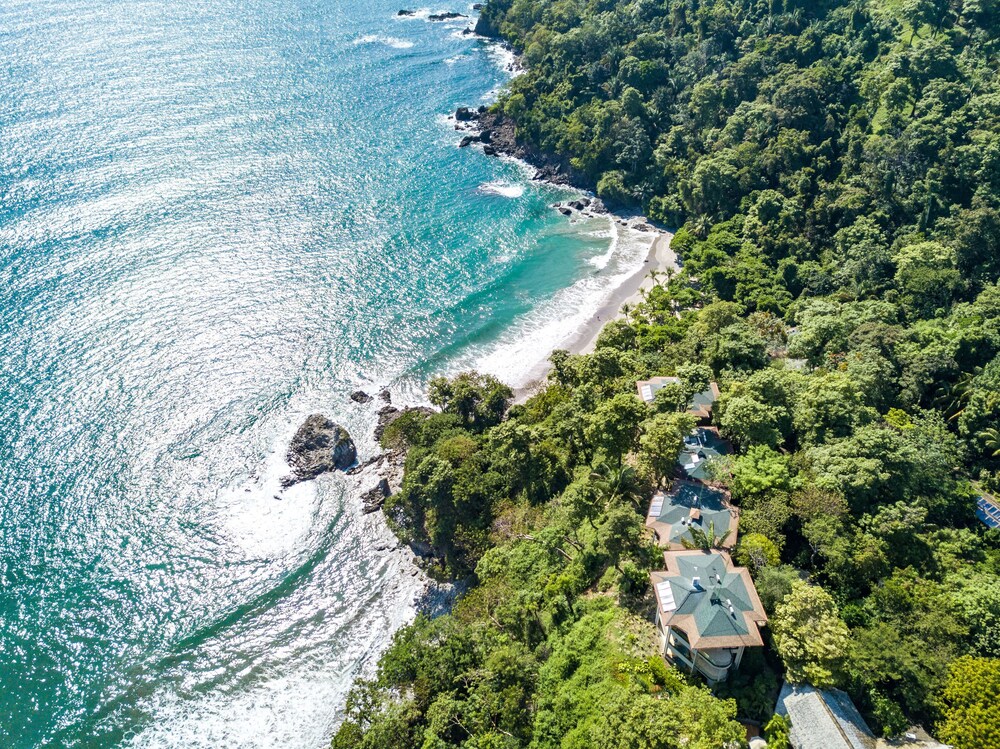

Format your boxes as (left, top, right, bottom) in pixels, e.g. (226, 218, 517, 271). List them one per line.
(397, 9, 467, 20)
(551, 196, 608, 218)
(345, 404, 431, 514)
(282, 414, 357, 488)
(453, 107, 581, 186)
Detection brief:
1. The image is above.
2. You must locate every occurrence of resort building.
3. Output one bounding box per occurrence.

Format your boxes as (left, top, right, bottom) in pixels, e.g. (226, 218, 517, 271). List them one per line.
(678, 426, 730, 482)
(646, 480, 738, 551)
(976, 494, 1000, 529)
(650, 549, 767, 684)
(635, 376, 721, 421)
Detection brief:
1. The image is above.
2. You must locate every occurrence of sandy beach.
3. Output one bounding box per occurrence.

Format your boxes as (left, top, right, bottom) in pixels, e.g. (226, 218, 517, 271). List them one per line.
(512, 226, 678, 401)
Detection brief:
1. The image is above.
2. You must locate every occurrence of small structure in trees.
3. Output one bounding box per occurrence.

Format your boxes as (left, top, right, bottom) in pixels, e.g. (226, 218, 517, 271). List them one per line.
(635, 376, 721, 421)
(678, 426, 730, 481)
(775, 683, 876, 749)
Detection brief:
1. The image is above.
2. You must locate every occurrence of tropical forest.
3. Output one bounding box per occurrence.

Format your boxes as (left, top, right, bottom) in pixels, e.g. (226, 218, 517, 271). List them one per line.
(333, 0, 1000, 747)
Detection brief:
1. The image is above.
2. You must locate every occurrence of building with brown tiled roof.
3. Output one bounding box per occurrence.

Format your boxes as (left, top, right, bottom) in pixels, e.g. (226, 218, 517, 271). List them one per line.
(650, 549, 768, 684)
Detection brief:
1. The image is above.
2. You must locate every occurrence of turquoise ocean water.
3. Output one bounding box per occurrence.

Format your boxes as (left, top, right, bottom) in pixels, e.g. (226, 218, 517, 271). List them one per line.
(0, 2, 650, 746)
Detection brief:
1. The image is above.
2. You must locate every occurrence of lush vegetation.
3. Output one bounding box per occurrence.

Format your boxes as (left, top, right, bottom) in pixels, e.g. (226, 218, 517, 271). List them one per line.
(333, 1, 1000, 747)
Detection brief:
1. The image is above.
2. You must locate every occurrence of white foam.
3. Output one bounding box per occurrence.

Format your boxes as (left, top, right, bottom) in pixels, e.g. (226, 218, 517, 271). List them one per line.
(444, 54, 467, 65)
(352, 34, 415, 49)
(587, 217, 619, 270)
(477, 181, 524, 199)
(485, 42, 523, 79)
(468, 226, 655, 388)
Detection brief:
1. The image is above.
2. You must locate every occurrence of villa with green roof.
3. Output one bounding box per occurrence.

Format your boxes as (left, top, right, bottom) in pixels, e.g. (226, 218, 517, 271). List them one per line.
(679, 427, 730, 481)
(635, 376, 721, 421)
(646, 480, 739, 550)
(650, 549, 768, 684)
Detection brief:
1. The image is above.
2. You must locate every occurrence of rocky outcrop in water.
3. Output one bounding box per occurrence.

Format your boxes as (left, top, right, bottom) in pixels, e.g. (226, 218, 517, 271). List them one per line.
(281, 414, 357, 487)
(350, 390, 373, 404)
(429, 11, 466, 21)
(551, 196, 608, 218)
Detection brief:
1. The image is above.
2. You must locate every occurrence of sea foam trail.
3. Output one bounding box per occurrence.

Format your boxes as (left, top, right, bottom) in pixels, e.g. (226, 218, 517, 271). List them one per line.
(587, 217, 620, 270)
(353, 34, 415, 49)
(477, 181, 525, 198)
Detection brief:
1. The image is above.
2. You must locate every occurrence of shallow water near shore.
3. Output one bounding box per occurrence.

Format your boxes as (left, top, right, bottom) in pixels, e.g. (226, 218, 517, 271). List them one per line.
(0, 1, 648, 746)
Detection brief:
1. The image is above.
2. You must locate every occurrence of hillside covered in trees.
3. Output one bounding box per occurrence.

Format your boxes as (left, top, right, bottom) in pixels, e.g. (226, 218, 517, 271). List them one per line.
(332, 1, 1000, 748)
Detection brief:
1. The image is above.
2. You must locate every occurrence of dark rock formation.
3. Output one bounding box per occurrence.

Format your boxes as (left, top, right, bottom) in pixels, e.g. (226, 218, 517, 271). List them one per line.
(474, 7, 501, 37)
(378, 389, 392, 403)
(428, 11, 467, 21)
(374, 405, 400, 442)
(459, 134, 481, 148)
(453, 107, 582, 186)
(397, 9, 415, 15)
(282, 414, 357, 487)
(350, 390, 373, 404)
(361, 478, 391, 514)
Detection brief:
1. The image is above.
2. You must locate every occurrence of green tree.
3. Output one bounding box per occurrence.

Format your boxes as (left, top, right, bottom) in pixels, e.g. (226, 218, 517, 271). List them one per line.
(681, 519, 733, 551)
(735, 533, 781, 573)
(772, 581, 850, 688)
(638, 411, 696, 485)
(428, 372, 513, 431)
(937, 657, 1000, 749)
(586, 393, 647, 467)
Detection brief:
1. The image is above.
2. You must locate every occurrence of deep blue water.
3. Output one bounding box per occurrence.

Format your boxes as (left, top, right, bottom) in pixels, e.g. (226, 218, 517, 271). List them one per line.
(0, 2, 647, 746)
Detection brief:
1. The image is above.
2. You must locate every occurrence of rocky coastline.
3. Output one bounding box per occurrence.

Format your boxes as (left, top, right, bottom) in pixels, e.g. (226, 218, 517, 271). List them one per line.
(454, 106, 584, 187)
(280, 391, 432, 519)
(279, 3, 671, 533)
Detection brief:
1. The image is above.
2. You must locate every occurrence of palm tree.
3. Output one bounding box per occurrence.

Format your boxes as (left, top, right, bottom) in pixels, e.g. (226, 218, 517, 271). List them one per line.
(681, 520, 732, 551)
(933, 368, 982, 421)
(690, 214, 711, 239)
(589, 462, 639, 510)
(979, 428, 1000, 458)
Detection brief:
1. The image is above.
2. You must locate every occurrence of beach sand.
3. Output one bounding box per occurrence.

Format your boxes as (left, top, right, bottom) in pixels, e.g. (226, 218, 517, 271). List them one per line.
(513, 227, 677, 402)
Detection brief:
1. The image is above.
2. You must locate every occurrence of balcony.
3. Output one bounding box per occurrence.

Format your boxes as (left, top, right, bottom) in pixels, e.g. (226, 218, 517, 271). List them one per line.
(694, 649, 735, 683)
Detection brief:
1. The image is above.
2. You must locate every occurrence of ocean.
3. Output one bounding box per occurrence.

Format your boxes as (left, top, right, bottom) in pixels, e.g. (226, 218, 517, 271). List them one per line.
(0, 1, 650, 746)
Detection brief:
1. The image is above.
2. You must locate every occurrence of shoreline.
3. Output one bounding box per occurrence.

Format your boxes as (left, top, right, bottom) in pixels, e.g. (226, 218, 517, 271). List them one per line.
(511, 226, 677, 403)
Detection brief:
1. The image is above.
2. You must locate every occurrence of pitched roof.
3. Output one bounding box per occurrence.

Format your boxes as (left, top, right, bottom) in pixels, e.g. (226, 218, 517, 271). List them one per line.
(650, 549, 767, 649)
(689, 382, 721, 419)
(635, 378, 721, 419)
(646, 480, 739, 550)
(777, 683, 877, 749)
(636, 376, 682, 404)
(679, 427, 731, 481)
